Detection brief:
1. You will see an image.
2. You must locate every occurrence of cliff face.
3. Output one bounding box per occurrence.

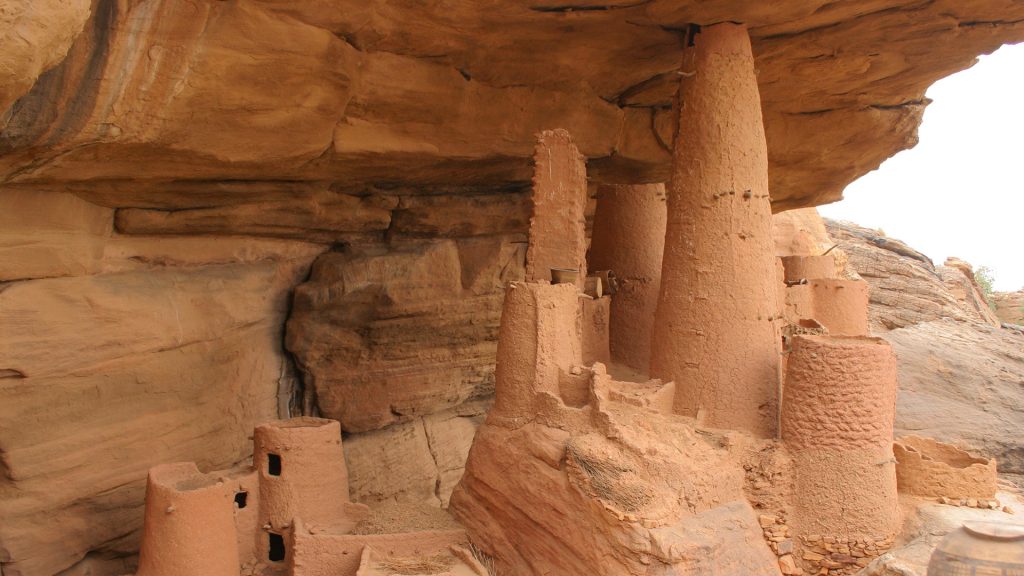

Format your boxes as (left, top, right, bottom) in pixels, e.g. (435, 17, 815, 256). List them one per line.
(995, 290, 1024, 325)
(0, 191, 325, 576)
(4, 3, 1024, 575)
(3, 1, 1024, 210)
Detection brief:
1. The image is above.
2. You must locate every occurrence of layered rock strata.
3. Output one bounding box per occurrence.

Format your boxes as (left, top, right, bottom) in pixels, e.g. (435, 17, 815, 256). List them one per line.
(0, 190, 322, 576)
(825, 220, 999, 330)
(285, 239, 522, 433)
(5, 1, 1024, 209)
(994, 289, 1024, 325)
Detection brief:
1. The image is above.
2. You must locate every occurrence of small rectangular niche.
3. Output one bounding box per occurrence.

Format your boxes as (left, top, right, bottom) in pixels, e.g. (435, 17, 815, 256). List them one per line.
(268, 532, 286, 562)
(267, 453, 282, 476)
(234, 490, 248, 509)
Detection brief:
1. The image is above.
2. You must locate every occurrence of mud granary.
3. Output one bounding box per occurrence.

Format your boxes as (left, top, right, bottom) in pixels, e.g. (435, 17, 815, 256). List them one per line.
(3, 2, 1024, 576)
(128, 23, 981, 576)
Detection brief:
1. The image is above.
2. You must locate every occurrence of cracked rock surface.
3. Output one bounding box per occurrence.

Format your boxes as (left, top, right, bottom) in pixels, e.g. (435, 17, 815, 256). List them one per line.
(3, 1, 1024, 209)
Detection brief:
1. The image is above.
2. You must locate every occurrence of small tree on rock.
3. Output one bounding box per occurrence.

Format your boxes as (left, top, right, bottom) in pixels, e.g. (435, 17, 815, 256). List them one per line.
(974, 266, 997, 311)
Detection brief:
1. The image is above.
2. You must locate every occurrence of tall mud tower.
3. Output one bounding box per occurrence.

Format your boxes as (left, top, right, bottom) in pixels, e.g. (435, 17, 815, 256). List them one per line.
(650, 23, 781, 437)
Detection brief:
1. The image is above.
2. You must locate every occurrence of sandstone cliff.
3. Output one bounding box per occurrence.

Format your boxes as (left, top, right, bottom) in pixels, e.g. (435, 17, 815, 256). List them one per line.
(0, 191, 324, 576)
(3, 1, 1024, 210)
(4, 3, 1024, 574)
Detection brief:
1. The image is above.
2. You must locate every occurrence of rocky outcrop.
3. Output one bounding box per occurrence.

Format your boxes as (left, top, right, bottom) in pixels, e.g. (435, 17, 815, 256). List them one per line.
(939, 257, 1001, 327)
(4, 2, 1024, 571)
(825, 220, 999, 330)
(285, 236, 524, 433)
(994, 290, 1024, 325)
(343, 401, 488, 509)
(0, 190, 323, 576)
(452, 365, 783, 576)
(4, 1, 1024, 211)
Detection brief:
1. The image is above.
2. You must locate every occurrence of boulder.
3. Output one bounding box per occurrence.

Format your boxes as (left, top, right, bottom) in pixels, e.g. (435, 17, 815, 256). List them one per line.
(286, 238, 524, 433)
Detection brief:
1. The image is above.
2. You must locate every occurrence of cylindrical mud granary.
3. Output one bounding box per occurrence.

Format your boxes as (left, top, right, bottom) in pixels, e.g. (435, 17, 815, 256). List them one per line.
(808, 279, 869, 336)
(589, 183, 666, 372)
(137, 462, 241, 576)
(254, 417, 350, 564)
(782, 336, 900, 561)
(649, 22, 781, 437)
(490, 281, 581, 424)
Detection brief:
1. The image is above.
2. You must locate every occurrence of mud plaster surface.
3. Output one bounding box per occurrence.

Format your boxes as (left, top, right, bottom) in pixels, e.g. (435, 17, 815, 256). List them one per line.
(589, 183, 666, 371)
(650, 23, 780, 437)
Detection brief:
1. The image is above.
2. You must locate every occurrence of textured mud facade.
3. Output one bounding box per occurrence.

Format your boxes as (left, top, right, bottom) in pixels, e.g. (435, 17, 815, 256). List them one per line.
(894, 436, 999, 500)
(524, 129, 589, 287)
(489, 281, 581, 423)
(254, 419, 358, 561)
(135, 417, 488, 576)
(650, 23, 781, 437)
(782, 335, 901, 574)
(137, 463, 241, 576)
(589, 184, 666, 371)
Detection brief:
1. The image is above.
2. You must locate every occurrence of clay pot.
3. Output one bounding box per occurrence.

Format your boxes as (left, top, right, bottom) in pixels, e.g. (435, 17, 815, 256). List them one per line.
(550, 268, 579, 284)
(927, 521, 1024, 575)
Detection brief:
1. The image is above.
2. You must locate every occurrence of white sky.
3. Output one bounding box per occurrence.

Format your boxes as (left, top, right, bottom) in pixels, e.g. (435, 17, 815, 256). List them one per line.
(818, 42, 1024, 292)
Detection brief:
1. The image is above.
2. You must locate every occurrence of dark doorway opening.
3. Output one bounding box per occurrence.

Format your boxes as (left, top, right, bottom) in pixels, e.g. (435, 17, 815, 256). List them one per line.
(268, 532, 285, 562)
(234, 491, 248, 509)
(268, 453, 282, 476)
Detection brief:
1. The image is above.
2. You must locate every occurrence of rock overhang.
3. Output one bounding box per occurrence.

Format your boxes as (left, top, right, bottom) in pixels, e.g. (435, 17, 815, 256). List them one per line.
(1, 0, 1024, 212)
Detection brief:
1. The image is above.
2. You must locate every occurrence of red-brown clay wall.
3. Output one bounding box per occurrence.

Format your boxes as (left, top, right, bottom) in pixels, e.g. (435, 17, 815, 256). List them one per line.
(254, 417, 350, 564)
(649, 23, 781, 437)
(211, 466, 260, 565)
(524, 129, 588, 287)
(808, 279, 869, 336)
(782, 336, 900, 544)
(894, 436, 998, 499)
(490, 281, 581, 424)
(780, 255, 837, 283)
(782, 283, 815, 325)
(580, 296, 611, 366)
(137, 463, 241, 576)
(589, 183, 666, 371)
(290, 524, 468, 576)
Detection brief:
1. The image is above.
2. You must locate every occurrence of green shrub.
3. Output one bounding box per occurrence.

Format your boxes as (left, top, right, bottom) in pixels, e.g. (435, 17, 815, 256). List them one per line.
(974, 266, 997, 311)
